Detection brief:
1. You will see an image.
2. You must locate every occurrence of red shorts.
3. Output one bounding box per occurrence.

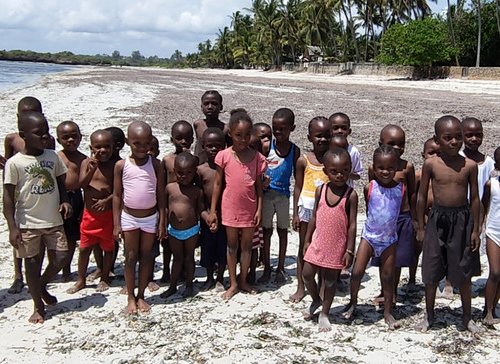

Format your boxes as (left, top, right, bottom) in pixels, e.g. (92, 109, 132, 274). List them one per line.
(80, 209, 114, 252)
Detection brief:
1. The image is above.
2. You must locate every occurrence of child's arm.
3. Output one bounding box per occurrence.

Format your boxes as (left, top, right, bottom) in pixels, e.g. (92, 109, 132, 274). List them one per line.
(350, 148, 362, 181)
(79, 157, 98, 188)
(0, 154, 6, 169)
(468, 163, 480, 251)
(416, 160, 431, 242)
(56, 174, 72, 219)
(363, 183, 370, 216)
(198, 187, 209, 225)
(292, 156, 306, 231)
(208, 166, 223, 231)
(112, 160, 125, 241)
(155, 159, 166, 240)
(254, 171, 263, 226)
(343, 190, 358, 269)
(367, 164, 374, 181)
(303, 186, 321, 256)
(481, 180, 491, 227)
(406, 162, 417, 225)
(3, 184, 21, 248)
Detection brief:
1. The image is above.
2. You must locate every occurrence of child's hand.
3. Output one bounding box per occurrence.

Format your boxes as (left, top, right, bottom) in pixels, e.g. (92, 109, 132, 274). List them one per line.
(113, 225, 122, 241)
(262, 175, 271, 189)
(416, 228, 425, 242)
(470, 232, 480, 252)
(207, 212, 218, 232)
(91, 198, 108, 211)
(0, 155, 6, 169)
(412, 219, 419, 231)
(87, 157, 99, 172)
(253, 210, 262, 227)
(59, 202, 73, 219)
(292, 214, 300, 231)
(157, 224, 166, 240)
(343, 252, 354, 269)
(8, 227, 22, 249)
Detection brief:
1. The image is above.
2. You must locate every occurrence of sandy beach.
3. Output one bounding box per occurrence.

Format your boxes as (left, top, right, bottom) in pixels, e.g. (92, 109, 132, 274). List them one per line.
(0, 66, 499, 363)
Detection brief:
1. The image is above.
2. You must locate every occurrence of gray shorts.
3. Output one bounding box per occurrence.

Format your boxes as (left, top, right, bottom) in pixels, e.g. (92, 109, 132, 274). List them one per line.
(262, 190, 290, 229)
(18, 226, 68, 259)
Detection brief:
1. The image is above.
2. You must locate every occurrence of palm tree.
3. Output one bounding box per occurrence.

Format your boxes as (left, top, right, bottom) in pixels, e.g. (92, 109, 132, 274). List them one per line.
(447, 0, 460, 66)
(475, 0, 482, 67)
(249, 0, 283, 66)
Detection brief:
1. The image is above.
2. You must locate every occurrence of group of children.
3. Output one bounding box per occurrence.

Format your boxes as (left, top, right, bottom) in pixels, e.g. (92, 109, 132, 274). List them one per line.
(2, 93, 499, 335)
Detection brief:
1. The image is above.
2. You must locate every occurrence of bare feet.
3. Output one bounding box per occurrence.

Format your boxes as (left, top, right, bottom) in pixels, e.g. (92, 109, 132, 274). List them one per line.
(8, 278, 24, 294)
(304, 299, 322, 320)
(66, 280, 86, 294)
(147, 281, 160, 292)
(342, 302, 356, 320)
(119, 286, 128, 295)
(257, 269, 271, 284)
(87, 269, 102, 282)
(96, 281, 110, 292)
(289, 288, 306, 303)
(465, 320, 481, 334)
(126, 298, 137, 315)
(160, 286, 177, 299)
(182, 286, 194, 298)
(415, 314, 434, 332)
(200, 279, 216, 292)
(215, 281, 225, 293)
(137, 298, 151, 313)
(28, 309, 45, 324)
(41, 288, 57, 306)
(239, 282, 257, 295)
(384, 314, 401, 330)
(274, 269, 287, 284)
(318, 312, 332, 332)
(483, 314, 500, 326)
(222, 286, 239, 300)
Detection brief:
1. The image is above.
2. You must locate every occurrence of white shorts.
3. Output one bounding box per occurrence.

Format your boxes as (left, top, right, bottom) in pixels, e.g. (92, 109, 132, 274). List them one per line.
(121, 210, 158, 234)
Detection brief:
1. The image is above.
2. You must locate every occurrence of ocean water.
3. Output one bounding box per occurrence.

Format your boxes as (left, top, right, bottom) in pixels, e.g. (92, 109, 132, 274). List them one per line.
(0, 60, 76, 91)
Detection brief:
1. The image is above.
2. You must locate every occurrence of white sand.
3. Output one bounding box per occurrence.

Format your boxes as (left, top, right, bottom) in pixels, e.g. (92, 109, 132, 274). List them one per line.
(0, 67, 498, 363)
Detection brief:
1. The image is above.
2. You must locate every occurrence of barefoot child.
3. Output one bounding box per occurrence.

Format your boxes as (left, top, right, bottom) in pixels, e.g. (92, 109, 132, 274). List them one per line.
(114, 122, 165, 313)
(481, 146, 500, 325)
(56, 121, 87, 281)
(161, 152, 204, 298)
(303, 148, 358, 331)
(260, 108, 300, 284)
(197, 128, 227, 291)
(416, 115, 481, 333)
(3, 111, 72, 323)
(290, 116, 331, 302)
(208, 110, 267, 299)
(67, 130, 115, 293)
(344, 145, 404, 330)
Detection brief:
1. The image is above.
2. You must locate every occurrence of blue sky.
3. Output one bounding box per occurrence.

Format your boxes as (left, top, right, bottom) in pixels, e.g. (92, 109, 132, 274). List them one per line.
(0, 0, 448, 59)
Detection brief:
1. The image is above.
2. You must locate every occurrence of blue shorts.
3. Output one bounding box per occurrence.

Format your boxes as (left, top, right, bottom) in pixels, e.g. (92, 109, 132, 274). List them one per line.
(200, 221, 227, 268)
(167, 223, 200, 241)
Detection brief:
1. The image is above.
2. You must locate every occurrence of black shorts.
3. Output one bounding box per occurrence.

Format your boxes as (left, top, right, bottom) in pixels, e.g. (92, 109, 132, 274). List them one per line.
(200, 221, 227, 268)
(63, 189, 84, 242)
(422, 204, 480, 287)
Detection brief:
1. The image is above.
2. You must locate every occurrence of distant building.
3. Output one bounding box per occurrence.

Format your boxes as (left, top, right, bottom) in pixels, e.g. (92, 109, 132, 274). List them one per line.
(301, 46, 324, 62)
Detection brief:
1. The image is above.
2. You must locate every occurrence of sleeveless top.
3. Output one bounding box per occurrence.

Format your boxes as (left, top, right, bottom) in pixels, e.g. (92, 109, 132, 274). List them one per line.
(485, 176, 500, 245)
(362, 180, 404, 244)
(304, 183, 352, 269)
(266, 140, 296, 197)
(123, 156, 157, 209)
(298, 153, 329, 210)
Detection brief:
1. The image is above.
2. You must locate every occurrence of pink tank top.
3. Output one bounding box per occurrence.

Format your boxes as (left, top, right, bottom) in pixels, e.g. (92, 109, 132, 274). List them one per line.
(123, 156, 157, 209)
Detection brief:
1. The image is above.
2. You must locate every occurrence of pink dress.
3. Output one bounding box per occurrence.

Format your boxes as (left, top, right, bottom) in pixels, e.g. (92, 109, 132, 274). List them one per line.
(304, 183, 352, 269)
(216, 147, 267, 228)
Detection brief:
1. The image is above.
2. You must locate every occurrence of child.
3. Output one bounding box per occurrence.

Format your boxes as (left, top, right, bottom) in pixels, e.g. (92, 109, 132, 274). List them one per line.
(253, 122, 272, 157)
(303, 148, 358, 331)
(260, 108, 300, 284)
(344, 145, 404, 330)
(329, 112, 363, 187)
(329, 135, 349, 151)
(56, 121, 87, 281)
(3, 111, 72, 323)
(197, 128, 227, 291)
(193, 90, 230, 164)
(290, 116, 331, 302)
(482, 146, 500, 325)
(114, 121, 165, 313)
(370, 125, 416, 301)
(161, 152, 204, 298)
(67, 129, 115, 294)
(161, 120, 194, 283)
(416, 115, 480, 334)
(208, 110, 267, 299)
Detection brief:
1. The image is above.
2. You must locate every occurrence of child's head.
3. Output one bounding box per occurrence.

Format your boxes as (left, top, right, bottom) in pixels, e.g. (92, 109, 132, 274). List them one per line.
(379, 124, 405, 157)
(329, 112, 351, 138)
(253, 122, 272, 142)
(272, 108, 295, 143)
(17, 96, 42, 114)
(307, 116, 331, 154)
(422, 137, 440, 160)
(56, 121, 82, 152)
(90, 129, 113, 162)
(323, 147, 352, 187)
(462, 117, 483, 152)
(372, 145, 399, 185)
(18, 111, 50, 153)
(171, 120, 194, 153)
(330, 135, 349, 151)
(201, 90, 223, 119)
(494, 147, 500, 170)
(126, 121, 153, 159)
(174, 151, 198, 186)
(228, 109, 253, 152)
(434, 115, 463, 156)
(149, 135, 160, 158)
(202, 127, 225, 162)
(105, 126, 125, 156)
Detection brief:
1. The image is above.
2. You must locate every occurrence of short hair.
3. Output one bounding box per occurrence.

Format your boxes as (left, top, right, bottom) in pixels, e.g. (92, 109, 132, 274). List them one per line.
(380, 124, 405, 139)
(229, 109, 253, 129)
(57, 120, 81, 135)
(253, 122, 271, 134)
(18, 111, 47, 132)
(329, 112, 350, 126)
(105, 126, 125, 148)
(494, 146, 500, 161)
(202, 127, 225, 141)
(330, 135, 348, 150)
(462, 117, 482, 129)
(434, 115, 461, 136)
(423, 137, 437, 151)
(171, 120, 193, 135)
(273, 108, 295, 125)
(201, 90, 222, 104)
(18, 96, 42, 113)
(308, 116, 329, 134)
(90, 129, 112, 143)
(324, 147, 351, 167)
(373, 144, 399, 162)
(175, 151, 198, 168)
(127, 120, 152, 136)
